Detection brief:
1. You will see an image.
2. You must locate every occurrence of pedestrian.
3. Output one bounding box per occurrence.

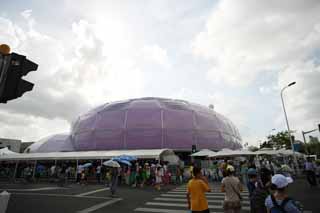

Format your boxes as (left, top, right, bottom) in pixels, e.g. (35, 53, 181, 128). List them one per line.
(155, 166, 163, 190)
(76, 165, 82, 184)
(221, 166, 242, 213)
(247, 168, 257, 197)
(265, 174, 302, 213)
(304, 158, 317, 186)
(110, 167, 119, 197)
(240, 161, 248, 184)
(187, 167, 211, 213)
(96, 164, 101, 183)
(250, 168, 272, 213)
(80, 170, 87, 185)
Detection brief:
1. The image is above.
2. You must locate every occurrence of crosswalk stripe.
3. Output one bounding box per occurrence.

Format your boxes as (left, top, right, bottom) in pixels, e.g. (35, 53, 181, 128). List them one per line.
(168, 191, 249, 197)
(145, 202, 250, 211)
(134, 207, 196, 213)
(160, 194, 249, 201)
(154, 197, 250, 205)
(173, 189, 249, 194)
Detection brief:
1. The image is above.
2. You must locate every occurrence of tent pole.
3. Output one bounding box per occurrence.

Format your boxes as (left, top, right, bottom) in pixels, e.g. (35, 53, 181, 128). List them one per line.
(100, 159, 102, 183)
(32, 160, 37, 179)
(75, 159, 78, 180)
(13, 161, 19, 182)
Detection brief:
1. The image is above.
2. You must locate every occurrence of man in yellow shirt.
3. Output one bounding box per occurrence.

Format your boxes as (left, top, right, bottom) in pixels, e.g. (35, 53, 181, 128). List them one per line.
(187, 167, 211, 213)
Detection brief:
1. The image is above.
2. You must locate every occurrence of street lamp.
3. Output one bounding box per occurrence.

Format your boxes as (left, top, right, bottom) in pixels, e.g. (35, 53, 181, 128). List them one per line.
(280, 81, 299, 173)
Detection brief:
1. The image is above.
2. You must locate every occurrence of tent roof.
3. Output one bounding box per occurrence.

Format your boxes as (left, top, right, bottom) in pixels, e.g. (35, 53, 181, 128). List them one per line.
(0, 149, 174, 161)
(191, 149, 216, 157)
(0, 147, 18, 156)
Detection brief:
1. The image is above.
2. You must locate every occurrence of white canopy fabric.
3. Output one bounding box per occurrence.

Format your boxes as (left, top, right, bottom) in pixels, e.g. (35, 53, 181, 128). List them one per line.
(231, 149, 256, 156)
(0, 147, 18, 156)
(0, 149, 174, 161)
(275, 149, 305, 157)
(191, 149, 216, 157)
(208, 148, 235, 158)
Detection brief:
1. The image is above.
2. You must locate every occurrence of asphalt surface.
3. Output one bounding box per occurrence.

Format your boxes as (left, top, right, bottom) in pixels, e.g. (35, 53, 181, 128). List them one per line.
(0, 177, 319, 213)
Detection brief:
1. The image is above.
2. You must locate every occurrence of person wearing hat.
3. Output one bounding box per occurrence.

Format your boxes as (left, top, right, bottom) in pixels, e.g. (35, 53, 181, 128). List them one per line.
(221, 165, 243, 213)
(265, 174, 301, 213)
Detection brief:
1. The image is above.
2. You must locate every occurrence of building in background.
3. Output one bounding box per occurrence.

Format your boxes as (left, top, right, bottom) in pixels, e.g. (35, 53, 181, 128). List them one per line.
(0, 138, 21, 153)
(26, 97, 242, 154)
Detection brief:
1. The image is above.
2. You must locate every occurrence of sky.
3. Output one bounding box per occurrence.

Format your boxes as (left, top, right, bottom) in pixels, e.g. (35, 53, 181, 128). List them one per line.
(0, 0, 319, 146)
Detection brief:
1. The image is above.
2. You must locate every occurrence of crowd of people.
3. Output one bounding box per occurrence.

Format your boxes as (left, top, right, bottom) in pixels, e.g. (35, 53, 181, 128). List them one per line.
(186, 157, 320, 213)
(1, 155, 319, 211)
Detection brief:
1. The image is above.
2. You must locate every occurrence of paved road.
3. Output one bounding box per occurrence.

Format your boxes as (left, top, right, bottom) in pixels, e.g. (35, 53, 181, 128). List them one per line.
(1, 178, 318, 213)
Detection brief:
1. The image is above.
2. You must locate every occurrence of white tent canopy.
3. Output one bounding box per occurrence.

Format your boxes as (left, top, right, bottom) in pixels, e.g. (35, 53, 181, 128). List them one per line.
(208, 148, 235, 158)
(0, 147, 18, 156)
(0, 149, 174, 161)
(191, 149, 216, 157)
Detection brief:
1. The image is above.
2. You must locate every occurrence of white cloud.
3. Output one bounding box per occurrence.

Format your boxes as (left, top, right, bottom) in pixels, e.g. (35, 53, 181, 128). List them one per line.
(193, 0, 320, 87)
(0, 10, 164, 141)
(193, 0, 320, 141)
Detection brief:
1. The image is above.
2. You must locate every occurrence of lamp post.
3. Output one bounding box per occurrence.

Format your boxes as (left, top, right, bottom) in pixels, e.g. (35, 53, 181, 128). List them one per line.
(280, 81, 299, 173)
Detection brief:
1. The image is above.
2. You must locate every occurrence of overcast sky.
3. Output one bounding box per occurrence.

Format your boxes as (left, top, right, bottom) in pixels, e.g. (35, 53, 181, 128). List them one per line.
(1, 0, 319, 146)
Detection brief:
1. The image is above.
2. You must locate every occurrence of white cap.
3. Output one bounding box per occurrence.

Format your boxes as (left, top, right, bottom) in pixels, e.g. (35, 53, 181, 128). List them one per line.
(272, 174, 293, 188)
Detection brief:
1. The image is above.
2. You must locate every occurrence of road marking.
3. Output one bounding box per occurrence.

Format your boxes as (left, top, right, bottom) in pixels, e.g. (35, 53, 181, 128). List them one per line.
(76, 188, 110, 197)
(146, 202, 250, 211)
(154, 197, 250, 205)
(77, 198, 122, 213)
(0, 187, 66, 192)
(12, 192, 109, 200)
(173, 189, 249, 194)
(134, 207, 190, 213)
(168, 191, 249, 197)
(160, 194, 249, 200)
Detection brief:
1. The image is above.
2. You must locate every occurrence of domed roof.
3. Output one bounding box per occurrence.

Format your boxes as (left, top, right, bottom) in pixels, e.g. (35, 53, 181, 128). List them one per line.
(70, 97, 242, 151)
(25, 133, 75, 153)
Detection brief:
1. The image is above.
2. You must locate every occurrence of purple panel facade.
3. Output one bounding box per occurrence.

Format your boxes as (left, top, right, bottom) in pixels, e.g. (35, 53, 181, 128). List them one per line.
(164, 129, 194, 149)
(94, 129, 124, 150)
(126, 109, 161, 128)
(197, 131, 222, 150)
(163, 110, 193, 129)
(195, 112, 220, 130)
(126, 129, 162, 149)
(74, 132, 94, 150)
(69, 97, 242, 151)
(95, 110, 125, 129)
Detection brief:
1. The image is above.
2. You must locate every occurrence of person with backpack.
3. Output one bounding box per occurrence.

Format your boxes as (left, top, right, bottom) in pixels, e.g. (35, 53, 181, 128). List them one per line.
(250, 168, 272, 213)
(265, 174, 302, 213)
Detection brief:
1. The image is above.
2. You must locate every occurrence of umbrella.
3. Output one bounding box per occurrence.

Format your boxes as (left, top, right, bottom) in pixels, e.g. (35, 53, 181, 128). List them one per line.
(103, 160, 120, 168)
(113, 155, 137, 162)
(83, 163, 92, 168)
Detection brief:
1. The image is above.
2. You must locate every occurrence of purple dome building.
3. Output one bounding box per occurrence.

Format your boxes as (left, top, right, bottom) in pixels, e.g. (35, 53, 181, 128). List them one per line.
(70, 97, 242, 151)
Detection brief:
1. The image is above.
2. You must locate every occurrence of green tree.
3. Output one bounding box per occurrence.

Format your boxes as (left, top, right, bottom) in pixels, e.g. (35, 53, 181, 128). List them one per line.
(302, 136, 320, 156)
(260, 131, 291, 149)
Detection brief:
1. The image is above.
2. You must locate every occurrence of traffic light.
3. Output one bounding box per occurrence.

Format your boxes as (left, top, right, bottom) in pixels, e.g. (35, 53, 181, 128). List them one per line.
(0, 52, 38, 103)
(318, 124, 320, 133)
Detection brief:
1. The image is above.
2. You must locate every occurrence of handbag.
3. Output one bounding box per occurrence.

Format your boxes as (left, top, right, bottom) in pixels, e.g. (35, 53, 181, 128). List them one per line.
(230, 183, 242, 201)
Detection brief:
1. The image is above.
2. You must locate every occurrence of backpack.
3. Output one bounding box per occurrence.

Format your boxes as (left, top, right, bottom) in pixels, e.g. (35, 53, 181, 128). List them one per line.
(270, 195, 303, 213)
(251, 182, 269, 212)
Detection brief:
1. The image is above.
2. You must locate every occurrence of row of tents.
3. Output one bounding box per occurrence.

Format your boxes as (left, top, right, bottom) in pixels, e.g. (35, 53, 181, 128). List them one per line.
(191, 148, 305, 158)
